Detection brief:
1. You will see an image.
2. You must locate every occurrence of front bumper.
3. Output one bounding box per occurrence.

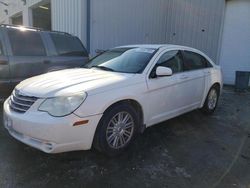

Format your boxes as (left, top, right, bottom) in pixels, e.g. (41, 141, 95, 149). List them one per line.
(3, 99, 102, 153)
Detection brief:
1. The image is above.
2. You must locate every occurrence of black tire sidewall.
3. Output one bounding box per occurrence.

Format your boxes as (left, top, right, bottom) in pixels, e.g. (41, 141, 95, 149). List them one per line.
(202, 87, 219, 114)
(93, 103, 139, 156)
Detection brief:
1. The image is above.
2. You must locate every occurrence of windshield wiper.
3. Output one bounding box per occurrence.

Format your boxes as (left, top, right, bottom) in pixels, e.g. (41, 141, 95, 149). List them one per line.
(91, 65, 115, 72)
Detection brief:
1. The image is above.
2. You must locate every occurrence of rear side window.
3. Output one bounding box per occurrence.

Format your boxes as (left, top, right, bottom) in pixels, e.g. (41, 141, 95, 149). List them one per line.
(182, 51, 211, 71)
(8, 29, 46, 56)
(50, 33, 88, 57)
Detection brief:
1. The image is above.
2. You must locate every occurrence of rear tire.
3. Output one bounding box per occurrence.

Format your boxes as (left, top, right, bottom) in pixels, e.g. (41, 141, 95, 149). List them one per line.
(201, 86, 219, 115)
(93, 103, 139, 156)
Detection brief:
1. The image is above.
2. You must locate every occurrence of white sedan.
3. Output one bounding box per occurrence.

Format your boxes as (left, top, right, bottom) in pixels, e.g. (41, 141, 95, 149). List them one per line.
(3, 45, 222, 155)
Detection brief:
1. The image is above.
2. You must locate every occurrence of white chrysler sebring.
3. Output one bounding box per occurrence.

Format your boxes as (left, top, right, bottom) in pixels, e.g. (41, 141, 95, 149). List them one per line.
(3, 45, 222, 155)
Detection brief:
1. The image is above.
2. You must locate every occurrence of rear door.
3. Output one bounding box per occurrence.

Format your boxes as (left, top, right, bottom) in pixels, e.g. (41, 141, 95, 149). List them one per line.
(0, 29, 11, 98)
(7, 28, 47, 86)
(45, 33, 89, 72)
(181, 50, 207, 106)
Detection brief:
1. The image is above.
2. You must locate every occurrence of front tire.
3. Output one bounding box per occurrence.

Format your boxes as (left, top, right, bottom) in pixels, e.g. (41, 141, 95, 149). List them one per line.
(201, 86, 219, 115)
(93, 103, 139, 156)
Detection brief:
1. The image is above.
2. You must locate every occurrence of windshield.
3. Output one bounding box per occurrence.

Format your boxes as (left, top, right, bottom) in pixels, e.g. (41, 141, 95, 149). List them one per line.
(84, 47, 156, 73)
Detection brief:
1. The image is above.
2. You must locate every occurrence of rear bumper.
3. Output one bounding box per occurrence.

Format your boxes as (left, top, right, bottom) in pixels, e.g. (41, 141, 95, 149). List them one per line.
(3, 99, 102, 153)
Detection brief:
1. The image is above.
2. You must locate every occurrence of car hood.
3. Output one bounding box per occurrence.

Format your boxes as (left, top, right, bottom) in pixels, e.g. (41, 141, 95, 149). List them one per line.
(16, 68, 139, 98)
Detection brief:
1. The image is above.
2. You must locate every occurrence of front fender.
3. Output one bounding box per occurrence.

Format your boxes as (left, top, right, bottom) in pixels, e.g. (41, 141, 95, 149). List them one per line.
(74, 84, 147, 118)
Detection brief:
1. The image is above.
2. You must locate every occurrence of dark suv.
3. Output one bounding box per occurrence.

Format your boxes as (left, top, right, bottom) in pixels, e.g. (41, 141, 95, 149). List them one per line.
(0, 24, 89, 99)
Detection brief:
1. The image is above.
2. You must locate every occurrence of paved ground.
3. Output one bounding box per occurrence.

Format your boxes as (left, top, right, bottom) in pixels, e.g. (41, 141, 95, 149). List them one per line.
(0, 88, 250, 188)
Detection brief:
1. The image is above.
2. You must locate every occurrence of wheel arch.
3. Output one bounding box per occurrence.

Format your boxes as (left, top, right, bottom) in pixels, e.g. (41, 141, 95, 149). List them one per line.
(92, 98, 145, 151)
(211, 82, 221, 95)
(201, 82, 221, 107)
(101, 99, 145, 133)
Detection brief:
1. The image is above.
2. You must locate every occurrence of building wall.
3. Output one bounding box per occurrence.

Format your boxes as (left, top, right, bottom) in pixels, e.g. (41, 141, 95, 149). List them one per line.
(51, 0, 87, 47)
(0, 6, 6, 23)
(0, 0, 87, 46)
(90, 0, 169, 54)
(0, 0, 43, 25)
(219, 0, 250, 85)
(0, 2, 10, 23)
(90, 0, 225, 62)
(165, 0, 225, 63)
(1, 0, 226, 62)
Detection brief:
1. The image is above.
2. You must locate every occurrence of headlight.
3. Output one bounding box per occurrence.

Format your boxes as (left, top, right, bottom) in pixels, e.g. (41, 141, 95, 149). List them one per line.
(38, 93, 87, 117)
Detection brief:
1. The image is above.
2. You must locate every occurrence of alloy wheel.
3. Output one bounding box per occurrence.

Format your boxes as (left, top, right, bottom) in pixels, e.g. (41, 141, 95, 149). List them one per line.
(106, 111, 135, 149)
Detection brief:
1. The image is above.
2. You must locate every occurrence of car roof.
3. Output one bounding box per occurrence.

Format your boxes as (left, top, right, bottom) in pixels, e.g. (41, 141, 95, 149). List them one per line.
(0, 24, 73, 36)
(114, 44, 215, 64)
(116, 44, 191, 50)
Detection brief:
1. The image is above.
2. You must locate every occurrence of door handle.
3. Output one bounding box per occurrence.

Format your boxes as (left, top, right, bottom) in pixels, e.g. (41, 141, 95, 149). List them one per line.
(43, 60, 51, 64)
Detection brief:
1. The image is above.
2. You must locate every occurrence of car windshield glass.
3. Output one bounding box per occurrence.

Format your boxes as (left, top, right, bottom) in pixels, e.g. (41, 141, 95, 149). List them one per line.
(84, 47, 156, 73)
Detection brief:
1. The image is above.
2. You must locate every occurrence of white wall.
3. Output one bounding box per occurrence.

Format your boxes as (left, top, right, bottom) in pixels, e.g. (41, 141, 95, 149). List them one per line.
(219, 0, 250, 85)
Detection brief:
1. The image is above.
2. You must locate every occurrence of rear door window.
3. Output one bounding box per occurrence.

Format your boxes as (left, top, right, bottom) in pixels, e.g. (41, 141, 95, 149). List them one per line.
(182, 51, 210, 71)
(8, 29, 46, 56)
(50, 33, 88, 57)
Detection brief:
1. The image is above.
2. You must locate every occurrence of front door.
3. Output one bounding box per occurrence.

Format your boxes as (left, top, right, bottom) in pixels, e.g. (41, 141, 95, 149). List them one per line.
(146, 50, 187, 126)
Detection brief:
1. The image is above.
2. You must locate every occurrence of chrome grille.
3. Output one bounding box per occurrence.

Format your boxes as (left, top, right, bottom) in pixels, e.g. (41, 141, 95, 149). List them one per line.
(9, 90, 38, 113)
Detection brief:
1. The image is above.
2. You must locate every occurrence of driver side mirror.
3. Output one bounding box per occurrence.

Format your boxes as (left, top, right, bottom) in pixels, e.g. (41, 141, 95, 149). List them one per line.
(156, 66, 173, 77)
